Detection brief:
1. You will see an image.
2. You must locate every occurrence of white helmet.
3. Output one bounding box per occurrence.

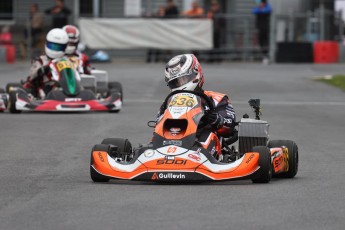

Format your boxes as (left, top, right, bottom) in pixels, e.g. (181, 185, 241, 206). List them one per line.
(165, 54, 204, 91)
(45, 28, 68, 59)
(62, 25, 80, 55)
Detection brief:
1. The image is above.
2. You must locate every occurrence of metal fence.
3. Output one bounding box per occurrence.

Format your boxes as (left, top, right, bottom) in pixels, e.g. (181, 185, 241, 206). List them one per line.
(1, 8, 344, 63)
(213, 14, 262, 61)
(269, 7, 344, 62)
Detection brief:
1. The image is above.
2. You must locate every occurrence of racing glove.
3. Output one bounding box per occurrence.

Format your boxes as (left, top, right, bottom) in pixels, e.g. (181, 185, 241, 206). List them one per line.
(204, 111, 224, 130)
(36, 65, 50, 78)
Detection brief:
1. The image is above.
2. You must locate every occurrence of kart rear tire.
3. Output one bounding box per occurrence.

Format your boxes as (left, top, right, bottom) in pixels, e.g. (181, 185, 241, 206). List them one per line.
(101, 138, 132, 159)
(108, 82, 123, 102)
(8, 91, 21, 114)
(6, 83, 22, 93)
(252, 146, 272, 183)
(268, 140, 298, 178)
(90, 144, 111, 182)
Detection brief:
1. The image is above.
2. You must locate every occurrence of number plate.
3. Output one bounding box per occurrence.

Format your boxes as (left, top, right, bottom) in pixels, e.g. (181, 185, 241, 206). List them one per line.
(56, 61, 73, 71)
(169, 94, 196, 107)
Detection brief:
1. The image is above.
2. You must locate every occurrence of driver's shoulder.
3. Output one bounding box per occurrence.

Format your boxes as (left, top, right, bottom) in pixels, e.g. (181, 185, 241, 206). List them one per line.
(32, 55, 49, 65)
(204, 90, 227, 103)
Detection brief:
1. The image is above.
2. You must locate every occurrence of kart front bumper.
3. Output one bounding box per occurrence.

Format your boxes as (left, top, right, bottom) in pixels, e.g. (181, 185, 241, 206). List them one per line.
(91, 149, 261, 182)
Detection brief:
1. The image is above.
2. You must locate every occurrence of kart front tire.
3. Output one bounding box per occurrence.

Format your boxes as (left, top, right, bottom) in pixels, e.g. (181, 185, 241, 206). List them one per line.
(8, 91, 21, 114)
(90, 144, 110, 182)
(108, 82, 123, 102)
(268, 140, 298, 178)
(0, 88, 5, 112)
(101, 138, 132, 159)
(6, 83, 23, 94)
(252, 146, 272, 183)
(109, 109, 120, 113)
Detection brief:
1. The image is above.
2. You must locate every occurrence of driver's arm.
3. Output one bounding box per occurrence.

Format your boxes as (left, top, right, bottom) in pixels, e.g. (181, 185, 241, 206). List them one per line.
(29, 59, 43, 79)
(215, 96, 236, 137)
(155, 102, 166, 123)
(29, 58, 49, 81)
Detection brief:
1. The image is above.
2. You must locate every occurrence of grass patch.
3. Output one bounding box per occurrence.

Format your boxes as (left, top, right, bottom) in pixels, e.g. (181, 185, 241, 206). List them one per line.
(317, 75, 345, 90)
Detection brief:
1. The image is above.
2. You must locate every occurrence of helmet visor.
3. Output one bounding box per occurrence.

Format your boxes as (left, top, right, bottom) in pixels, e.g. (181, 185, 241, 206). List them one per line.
(167, 72, 197, 89)
(46, 41, 67, 52)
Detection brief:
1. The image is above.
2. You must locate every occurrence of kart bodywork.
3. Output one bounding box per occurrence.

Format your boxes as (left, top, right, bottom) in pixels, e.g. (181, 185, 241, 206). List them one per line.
(90, 91, 298, 183)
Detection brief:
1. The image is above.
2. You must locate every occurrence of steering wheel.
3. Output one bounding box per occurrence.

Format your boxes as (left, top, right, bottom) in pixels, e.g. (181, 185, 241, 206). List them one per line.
(163, 90, 215, 112)
(147, 90, 215, 128)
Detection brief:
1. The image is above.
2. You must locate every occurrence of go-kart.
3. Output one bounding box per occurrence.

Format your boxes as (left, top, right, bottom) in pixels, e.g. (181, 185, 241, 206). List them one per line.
(90, 90, 298, 183)
(6, 57, 122, 113)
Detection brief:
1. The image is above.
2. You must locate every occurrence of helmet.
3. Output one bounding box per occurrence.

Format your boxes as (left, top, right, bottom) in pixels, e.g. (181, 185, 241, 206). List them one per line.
(62, 25, 80, 54)
(45, 28, 68, 59)
(165, 54, 204, 91)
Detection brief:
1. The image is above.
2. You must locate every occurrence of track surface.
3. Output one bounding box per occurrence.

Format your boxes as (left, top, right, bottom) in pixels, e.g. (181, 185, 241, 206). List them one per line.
(0, 62, 345, 230)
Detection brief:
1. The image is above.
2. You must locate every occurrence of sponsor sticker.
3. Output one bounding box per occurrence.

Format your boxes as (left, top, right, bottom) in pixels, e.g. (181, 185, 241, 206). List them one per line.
(163, 140, 182, 146)
(65, 98, 82, 102)
(144, 150, 155, 158)
(188, 148, 202, 161)
(167, 146, 177, 153)
(188, 154, 201, 162)
(151, 172, 186, 180)
(169, 95, 196, 107)
(56, 61, 73, 71)
(156, 158, 187, 165)
(245, 153, 255, 164)
(97, 152, 104, 162)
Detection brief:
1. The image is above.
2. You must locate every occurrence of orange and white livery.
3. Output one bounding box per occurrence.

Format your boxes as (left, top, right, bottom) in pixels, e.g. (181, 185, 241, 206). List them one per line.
(90, 91, 298, 183)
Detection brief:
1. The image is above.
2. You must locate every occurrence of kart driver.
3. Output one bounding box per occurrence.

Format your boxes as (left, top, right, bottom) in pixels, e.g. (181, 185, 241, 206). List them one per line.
(157, 54, 236, 148)
(25, 28, 69, 98)
(62, 25, 91, 75)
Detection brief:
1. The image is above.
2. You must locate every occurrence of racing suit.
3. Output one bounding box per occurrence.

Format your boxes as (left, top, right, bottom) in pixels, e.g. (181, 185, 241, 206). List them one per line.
(67, 51, 91, 75)
(26, 55, 53, 97)
(156, 90, 236, 139)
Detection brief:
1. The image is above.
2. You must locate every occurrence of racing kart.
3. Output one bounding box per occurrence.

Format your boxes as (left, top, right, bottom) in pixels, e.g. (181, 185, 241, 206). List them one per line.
(5, 58, 122, 113)
(90, 90, 298, 183)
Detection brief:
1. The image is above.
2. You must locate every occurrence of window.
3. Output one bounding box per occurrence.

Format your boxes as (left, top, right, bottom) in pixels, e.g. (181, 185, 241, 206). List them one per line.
(0, 0, 13, 20)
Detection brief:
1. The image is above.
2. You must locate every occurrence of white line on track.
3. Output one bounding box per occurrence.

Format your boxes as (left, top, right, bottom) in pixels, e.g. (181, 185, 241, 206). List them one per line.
(125, 99, 345, 106)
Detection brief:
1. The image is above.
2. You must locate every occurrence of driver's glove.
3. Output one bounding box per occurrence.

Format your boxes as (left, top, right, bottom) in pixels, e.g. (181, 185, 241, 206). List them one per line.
(36, 65, 50, 77)
(204, 111, 224, 130)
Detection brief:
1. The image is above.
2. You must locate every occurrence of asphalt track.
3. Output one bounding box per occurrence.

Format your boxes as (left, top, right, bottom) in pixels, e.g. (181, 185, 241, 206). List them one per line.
(0, 62, 345, 230)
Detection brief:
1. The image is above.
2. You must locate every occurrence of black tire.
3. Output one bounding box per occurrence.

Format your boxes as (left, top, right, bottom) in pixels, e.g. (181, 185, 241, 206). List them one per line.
(101, 138, 132, 158)
(0, 88, 5, 112)
(84, 86, 96, 94)
(109, 109, 120, 113)
(8, 91, 21, 114)
(268, 140, 298, 178)
(90, 144, 111, 182)
(252, 146, 272, 183)
(108, 82, 123, 102)
(6, 83, 22, 94)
